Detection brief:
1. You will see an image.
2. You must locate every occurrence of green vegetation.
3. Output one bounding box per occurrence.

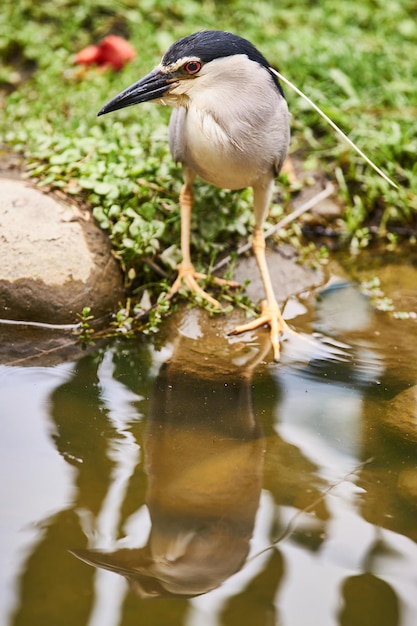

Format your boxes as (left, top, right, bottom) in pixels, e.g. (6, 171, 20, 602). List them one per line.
(1, 0, 416, 330)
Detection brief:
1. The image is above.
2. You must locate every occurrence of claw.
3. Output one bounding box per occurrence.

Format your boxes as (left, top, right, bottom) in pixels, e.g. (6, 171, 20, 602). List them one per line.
(167, 263, 239, 309)
(229, 300, 293, 361)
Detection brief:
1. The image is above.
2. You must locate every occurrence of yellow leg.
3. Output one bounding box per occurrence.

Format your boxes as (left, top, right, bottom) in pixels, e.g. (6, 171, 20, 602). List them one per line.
(167, 182, 239, 308)
(229, 225, 292, 361)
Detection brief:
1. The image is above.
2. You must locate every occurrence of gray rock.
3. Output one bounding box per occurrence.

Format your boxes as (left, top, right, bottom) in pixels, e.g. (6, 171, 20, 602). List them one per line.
(232, 243, 324, 304)
(0, 179, 124, 323)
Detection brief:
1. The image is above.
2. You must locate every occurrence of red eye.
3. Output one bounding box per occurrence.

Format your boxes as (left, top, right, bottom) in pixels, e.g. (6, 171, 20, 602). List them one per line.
(184, 61, 201, 75)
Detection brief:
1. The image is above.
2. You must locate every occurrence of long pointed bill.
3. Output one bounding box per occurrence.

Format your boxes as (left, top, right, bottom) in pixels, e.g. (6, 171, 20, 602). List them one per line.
(97, 68, 174, 116)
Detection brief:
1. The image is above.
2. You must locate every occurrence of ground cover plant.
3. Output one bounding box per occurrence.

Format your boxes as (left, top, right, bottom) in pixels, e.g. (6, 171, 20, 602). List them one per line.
(1, 0, 416, 332)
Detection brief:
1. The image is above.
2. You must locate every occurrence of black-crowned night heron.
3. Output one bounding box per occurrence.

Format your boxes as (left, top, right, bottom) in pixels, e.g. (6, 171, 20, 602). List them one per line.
(98, 30, 292, 361)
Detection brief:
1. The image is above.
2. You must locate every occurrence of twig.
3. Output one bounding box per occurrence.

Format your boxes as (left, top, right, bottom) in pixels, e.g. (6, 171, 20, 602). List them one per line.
(143, 257, 170, 278)
(246, 456, 374, 563)
(212, 182, 335, 272)
(3, 340, 78, 366)
(0, 318, 80, 330)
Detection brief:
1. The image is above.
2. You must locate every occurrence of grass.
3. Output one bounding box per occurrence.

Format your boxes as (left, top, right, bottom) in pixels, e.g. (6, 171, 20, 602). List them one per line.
(1, 0, 416, 329)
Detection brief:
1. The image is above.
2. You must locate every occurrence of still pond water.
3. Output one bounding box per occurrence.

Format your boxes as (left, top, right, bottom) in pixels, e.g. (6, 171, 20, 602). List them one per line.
(1, 252, 417, 626)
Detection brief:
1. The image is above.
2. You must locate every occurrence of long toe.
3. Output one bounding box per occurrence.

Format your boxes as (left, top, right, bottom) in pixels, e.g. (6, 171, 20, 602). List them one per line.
(167, 265, 222, 308)
(229, 302, 292, 361)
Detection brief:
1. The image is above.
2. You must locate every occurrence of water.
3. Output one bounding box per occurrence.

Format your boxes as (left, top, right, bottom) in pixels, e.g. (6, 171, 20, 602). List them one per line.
(1, 254, 417, 626)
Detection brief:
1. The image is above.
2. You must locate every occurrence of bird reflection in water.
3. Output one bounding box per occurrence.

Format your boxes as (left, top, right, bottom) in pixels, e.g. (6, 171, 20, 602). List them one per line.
(72, 312, 270, 598)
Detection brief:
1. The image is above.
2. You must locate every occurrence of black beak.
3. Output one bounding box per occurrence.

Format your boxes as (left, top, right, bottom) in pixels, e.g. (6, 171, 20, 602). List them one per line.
(97, 68, 174, 116)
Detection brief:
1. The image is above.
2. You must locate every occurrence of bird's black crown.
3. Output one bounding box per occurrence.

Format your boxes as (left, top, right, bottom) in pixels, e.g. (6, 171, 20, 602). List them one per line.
(162, 30, 284, 96)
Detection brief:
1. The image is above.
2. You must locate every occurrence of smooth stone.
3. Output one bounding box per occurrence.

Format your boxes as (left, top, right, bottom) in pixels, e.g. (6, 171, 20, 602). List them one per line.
(0, 178, 124, 324)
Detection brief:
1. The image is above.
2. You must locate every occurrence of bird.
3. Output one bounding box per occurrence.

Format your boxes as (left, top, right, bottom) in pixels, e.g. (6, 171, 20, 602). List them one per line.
(98, 30, 292, 361)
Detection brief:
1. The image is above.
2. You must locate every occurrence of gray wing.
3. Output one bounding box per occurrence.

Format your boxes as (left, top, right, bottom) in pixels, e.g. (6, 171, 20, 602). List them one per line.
(273, 96, 290, 176)
(168, 107, 188, 164)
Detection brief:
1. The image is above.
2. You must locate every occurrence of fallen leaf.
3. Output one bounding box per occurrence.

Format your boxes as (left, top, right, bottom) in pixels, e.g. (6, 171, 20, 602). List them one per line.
(74, 44, 101, 65)
(98, 35, 136, 70)
(75, 35, 136, 71)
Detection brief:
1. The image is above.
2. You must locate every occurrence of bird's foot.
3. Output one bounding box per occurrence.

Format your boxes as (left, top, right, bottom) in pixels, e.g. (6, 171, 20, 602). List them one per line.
(167, 264, 239, 309)
(229, 300, 297, 362)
